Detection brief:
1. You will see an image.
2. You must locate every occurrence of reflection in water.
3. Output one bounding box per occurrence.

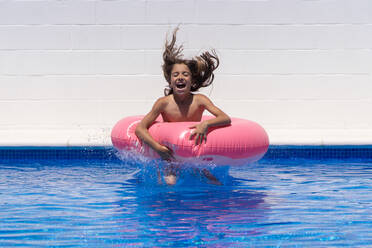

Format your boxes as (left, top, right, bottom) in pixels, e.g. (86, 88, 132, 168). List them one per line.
(115, 165, 269, 246)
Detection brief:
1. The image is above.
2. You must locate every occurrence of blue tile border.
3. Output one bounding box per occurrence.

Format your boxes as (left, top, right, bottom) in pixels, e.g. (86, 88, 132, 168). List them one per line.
(0, 145, 372, 161)
(263, 145, 372, 160)
(0, 146, 120, 162)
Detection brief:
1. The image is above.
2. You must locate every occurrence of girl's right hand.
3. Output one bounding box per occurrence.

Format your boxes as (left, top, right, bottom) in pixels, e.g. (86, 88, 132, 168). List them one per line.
(156, 145, 174, 161)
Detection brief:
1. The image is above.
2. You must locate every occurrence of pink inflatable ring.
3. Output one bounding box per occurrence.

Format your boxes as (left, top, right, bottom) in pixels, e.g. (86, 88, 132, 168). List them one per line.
(111, 116, 269, 166)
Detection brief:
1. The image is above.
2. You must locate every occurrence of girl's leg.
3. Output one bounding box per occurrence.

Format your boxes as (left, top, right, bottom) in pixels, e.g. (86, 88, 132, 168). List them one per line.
(155, 163, 162, 185)
(201, 168, 222, 185)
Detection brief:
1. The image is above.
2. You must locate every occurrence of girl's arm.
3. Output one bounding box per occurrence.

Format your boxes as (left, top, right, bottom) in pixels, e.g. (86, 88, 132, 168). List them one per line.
(135, 98, 174, 161)
(189, 94, 231, 145)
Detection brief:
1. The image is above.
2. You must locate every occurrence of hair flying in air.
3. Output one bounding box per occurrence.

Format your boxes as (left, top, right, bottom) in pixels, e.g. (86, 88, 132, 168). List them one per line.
(162, 28, 220, 96)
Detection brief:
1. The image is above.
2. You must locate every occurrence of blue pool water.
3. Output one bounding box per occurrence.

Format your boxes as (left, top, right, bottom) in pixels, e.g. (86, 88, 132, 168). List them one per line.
(0, 147, 371, 247)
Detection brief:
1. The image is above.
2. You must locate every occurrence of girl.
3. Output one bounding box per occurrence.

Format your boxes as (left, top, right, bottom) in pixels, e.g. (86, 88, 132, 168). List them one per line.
(135, 28, 231, 185)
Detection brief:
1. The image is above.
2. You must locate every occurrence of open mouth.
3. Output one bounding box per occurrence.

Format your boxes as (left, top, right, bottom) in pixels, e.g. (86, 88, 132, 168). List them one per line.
(176, 83, 186, 89)
(175, 80, 186, 89)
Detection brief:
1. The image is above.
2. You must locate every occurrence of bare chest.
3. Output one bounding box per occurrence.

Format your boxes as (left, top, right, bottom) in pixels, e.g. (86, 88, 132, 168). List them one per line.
(161, 101, 204, 122)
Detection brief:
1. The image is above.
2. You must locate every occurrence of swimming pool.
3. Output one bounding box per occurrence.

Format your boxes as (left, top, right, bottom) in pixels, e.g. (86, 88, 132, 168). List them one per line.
(0, 146, 371, 247)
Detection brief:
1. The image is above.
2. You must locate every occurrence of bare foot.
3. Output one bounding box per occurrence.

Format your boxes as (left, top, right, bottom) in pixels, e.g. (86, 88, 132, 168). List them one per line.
(164, 163, 178, 186)
(164, 174, 177, 185)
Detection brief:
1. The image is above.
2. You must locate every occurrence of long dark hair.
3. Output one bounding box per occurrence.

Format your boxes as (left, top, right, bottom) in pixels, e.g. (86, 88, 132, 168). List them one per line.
(162, 28, 220, 96)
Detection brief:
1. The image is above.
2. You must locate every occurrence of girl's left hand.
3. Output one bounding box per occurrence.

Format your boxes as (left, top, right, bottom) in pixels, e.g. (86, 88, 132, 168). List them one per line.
(189, 121, 209, 145)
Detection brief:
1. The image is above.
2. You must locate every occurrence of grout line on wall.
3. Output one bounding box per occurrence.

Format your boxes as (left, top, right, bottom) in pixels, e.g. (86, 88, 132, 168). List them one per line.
(2, 23, 372, 27)
(0, 73, 369, 77)
(1, 49, 372, 52)
(0, 99, 370, 103)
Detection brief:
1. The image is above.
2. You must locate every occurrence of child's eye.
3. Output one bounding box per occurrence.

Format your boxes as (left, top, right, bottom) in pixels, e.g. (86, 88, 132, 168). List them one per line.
(172, 72, 179, 77)
(183, 72, 189, 76)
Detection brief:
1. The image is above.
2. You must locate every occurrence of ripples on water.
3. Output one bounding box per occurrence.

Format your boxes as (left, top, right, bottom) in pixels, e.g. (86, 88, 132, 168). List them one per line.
(0, 155, 371, 247)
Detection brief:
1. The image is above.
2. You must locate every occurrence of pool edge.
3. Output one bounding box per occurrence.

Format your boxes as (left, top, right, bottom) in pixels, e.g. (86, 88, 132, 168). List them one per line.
(0, 145, 371, 161)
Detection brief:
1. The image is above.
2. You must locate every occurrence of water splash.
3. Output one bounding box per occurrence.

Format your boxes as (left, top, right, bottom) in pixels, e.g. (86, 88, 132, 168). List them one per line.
(113, 149, 233, 187)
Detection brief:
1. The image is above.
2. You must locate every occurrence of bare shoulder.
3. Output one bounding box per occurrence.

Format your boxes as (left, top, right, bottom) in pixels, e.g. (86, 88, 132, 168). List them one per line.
(194, 94, 214, 106)
(139, 96, 170, 126)
(152, 96, 170, 111)
(194, 94, 229, 120)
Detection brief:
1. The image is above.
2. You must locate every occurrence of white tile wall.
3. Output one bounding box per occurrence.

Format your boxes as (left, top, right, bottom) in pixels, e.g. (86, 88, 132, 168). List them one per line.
(0, 26, 71, 50)
(95, 1, 146, 24)
(146, 0, 195, 24)
(0, 75, 163, 100)
(0, 1, 95, 25)
(71, 26, 122, 50)
(0, 0, 371, 145)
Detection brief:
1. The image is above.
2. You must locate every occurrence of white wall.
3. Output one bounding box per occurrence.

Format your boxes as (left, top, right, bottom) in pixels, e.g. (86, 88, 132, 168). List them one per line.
(1, 0, 371, 146)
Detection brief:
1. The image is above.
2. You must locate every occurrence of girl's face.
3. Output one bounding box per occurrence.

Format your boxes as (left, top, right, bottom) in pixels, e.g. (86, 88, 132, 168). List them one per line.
(170, 63, 192, 96)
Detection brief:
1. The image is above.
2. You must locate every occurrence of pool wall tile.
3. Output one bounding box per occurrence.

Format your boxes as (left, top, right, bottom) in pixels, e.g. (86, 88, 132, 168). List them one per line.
(263, 145, 372, 160)
(1, 146, 371, 161)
